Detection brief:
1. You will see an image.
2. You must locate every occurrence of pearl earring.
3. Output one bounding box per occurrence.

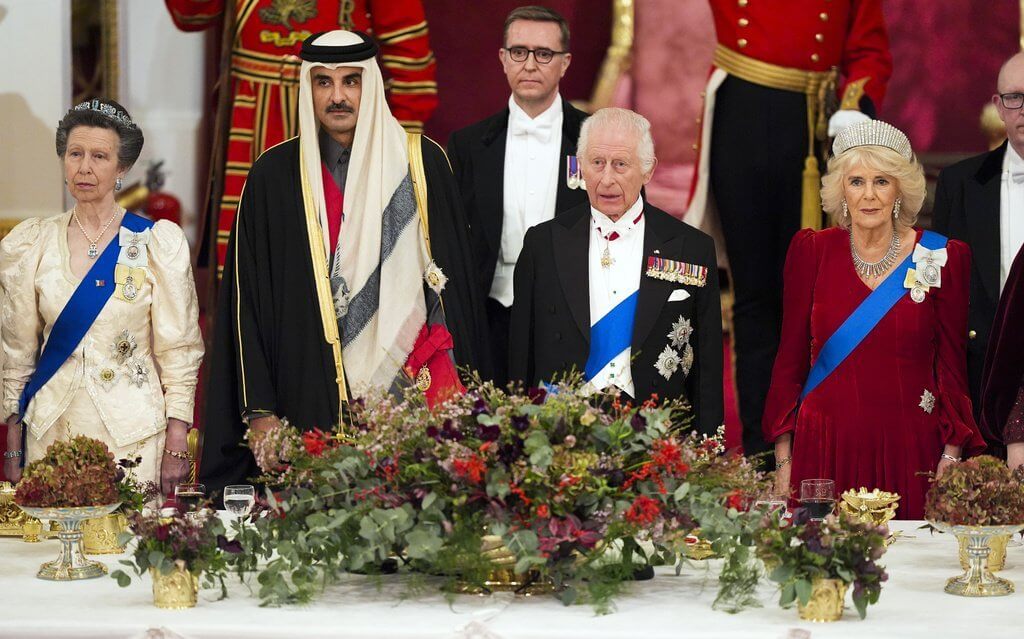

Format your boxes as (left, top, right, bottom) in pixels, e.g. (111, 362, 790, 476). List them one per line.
(115, 177, 123, 191)
(841, 200, 849, 219)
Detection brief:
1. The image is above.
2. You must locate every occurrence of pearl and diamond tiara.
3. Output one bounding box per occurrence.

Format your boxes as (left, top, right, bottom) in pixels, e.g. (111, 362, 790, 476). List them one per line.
(832, 120, 912, 161)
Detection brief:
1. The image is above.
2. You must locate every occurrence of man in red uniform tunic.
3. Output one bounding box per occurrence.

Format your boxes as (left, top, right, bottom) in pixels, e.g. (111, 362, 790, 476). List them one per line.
(166, 0, 438, 275)
(685, 1, 892, 463)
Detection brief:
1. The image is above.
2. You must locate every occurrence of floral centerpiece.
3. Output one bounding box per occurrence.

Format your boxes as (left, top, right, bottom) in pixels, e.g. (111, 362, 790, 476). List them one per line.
(924, 455, 1024, 596)
(229, 379, 769, 612)
(924, 455, 1024, 526)
(15, 436, 120, 507)
(14, 436, 126, 580)
(755, 510, 889, 621)
(111, 509, 237, 608)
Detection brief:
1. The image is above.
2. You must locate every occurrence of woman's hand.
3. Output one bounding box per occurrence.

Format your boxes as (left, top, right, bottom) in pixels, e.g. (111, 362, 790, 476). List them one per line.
(4, 414, 23, 483)
(1007, 443, 1024, 473)
(935, 446, 963, 480)
(160, 418, 191, 495)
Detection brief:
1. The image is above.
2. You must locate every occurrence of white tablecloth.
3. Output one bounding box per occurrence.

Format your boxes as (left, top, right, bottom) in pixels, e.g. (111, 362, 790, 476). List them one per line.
(0, 520, 1019, 639)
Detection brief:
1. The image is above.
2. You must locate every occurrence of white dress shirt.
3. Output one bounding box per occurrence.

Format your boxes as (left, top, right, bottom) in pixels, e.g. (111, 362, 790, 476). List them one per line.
(1000, 143, 1024, 290)
(490, 94, 564, 307)
(587, 197, 646, 397)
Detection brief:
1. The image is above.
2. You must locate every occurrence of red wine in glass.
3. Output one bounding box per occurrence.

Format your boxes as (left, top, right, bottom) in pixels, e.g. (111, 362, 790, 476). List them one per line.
(799, 479, 835, 521)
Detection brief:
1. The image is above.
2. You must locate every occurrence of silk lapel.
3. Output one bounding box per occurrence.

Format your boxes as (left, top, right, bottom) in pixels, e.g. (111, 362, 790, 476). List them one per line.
(477, 110, 509, 256)
(968, 143, 1004, 305)
(632, 206, 679, 350)
(553, 207, 591, 342)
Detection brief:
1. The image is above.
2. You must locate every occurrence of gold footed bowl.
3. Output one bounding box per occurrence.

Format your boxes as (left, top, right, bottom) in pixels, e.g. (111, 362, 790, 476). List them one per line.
(151, 565, 199, 609)
(17, 503, 121, 580)
(929, 521, 1024, 596)
(449, 534, 556, 596)
(797, 578, 848, 622)
(958, 533, 1010, 572)
(82, 512, 128, 555)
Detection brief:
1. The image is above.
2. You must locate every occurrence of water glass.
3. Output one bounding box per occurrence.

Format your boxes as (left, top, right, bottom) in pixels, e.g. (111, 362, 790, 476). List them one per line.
(224, 484, 256, 518)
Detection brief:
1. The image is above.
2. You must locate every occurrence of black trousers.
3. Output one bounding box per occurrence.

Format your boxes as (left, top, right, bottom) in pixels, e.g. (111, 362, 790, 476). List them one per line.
(486, 297, 512, 387)
(709, 76, 809, 460)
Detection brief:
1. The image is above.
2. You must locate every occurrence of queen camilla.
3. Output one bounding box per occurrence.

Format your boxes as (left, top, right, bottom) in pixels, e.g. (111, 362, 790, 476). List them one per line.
(1, 99, 204, 494)
(762, 120, 986, 519)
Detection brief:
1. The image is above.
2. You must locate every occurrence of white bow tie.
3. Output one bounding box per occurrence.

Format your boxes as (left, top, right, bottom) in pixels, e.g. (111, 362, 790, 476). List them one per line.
(1009, 169, 1024, 184)
(510, 115, 554, 143)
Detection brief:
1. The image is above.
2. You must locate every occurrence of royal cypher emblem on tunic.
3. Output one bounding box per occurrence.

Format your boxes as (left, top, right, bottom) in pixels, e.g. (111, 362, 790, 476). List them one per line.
(259, 0, 318, 29)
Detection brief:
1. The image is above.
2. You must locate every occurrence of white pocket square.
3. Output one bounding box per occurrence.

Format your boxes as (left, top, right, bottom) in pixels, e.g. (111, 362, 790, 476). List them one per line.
(668, 289, 691, 302)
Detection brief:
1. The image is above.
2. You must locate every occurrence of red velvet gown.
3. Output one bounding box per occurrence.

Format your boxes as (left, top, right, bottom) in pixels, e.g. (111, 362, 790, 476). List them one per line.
(763, 227, 986, 519)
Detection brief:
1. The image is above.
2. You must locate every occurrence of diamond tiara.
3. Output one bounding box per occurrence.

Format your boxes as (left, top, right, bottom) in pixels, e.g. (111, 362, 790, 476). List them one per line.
(71, 99, 137, 129)
(832, 120, 912, 161)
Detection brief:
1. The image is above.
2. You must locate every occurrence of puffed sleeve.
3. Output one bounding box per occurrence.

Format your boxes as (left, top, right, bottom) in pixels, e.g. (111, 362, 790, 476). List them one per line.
(0, 219, 43, 417)
(762, 229, 820, 442)
(149, 220, 204, 423)
(933, 239, 986, 454)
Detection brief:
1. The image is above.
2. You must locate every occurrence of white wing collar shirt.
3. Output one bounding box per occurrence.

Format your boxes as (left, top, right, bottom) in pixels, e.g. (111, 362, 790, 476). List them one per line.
(1001, 142, 1024, 290)
(491, 94, 564, 307)
(587, 196, 645, 397)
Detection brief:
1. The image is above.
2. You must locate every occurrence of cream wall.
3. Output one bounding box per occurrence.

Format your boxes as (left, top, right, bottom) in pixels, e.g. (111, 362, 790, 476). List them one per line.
(0, 1, 71, 221)
(0, 1, 205, 244)
(121, 0, 205, 245)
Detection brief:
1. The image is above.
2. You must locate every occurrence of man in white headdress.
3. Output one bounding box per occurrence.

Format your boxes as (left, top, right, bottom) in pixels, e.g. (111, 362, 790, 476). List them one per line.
(201, 30, 485, 494)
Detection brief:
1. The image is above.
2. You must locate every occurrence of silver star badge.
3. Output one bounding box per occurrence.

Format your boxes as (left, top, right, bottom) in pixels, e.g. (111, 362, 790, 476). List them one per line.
(668, 316, 693, 349)
(424, 261, 447, 295)
(655, 345, 681, 380)
(919, 389, 936, 414)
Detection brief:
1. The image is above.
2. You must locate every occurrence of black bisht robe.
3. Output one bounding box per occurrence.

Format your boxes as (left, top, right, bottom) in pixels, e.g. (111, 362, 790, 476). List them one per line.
(200, 136, 487, 494)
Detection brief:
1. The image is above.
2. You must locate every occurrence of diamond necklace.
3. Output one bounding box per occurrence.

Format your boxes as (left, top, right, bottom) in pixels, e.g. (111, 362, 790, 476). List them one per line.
(850, 229, 901, 279)
(73, 206, 120, 259)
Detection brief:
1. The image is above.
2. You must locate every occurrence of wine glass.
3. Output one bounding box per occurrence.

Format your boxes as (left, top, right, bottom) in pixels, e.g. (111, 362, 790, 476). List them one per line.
(174, 482, 206, 515)
(799, 479, 835, 522)
(223, 484, 256, 518)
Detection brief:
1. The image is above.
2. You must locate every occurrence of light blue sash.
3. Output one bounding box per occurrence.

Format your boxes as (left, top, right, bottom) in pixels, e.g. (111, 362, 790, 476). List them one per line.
(800, 230, 948, 399)
(584, 291, 639, 381)
(18, 212, 155, 417)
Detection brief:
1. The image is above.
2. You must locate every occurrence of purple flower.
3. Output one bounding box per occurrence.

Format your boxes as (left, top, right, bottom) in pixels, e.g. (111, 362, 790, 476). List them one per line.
(527, 387, 548, 405)
(216, 534, 243, 554)
(426, 425, 440, 440)
(511, 415, 530, 432)
(472, 398, 490, 417)
(630, 413, 647, 432)
(477, 424, 501, 442)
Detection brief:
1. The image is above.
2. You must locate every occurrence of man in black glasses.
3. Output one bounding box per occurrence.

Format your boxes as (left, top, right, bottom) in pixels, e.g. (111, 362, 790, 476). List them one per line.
(448, 5, 589, 386)
(934, 51, 1024, 442)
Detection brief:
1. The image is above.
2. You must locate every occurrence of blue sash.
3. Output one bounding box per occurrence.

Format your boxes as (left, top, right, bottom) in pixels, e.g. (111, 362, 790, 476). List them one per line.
(800, 230, 948, 400)
(584, 291, 639, 381)
(18, 212, 154, 417)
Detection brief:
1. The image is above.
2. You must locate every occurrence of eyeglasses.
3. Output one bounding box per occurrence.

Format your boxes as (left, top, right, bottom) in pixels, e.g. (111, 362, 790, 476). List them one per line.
(504, 46, 567, 64)
(999, 92, 1024, 109)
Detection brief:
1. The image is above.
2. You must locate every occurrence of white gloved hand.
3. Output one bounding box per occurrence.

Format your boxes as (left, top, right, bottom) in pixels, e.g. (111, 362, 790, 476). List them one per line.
(828, 109, 871, 137)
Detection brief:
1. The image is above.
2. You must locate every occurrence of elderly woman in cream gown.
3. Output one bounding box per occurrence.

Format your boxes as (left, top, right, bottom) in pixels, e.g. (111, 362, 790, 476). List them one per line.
(1, 99, 203, 494)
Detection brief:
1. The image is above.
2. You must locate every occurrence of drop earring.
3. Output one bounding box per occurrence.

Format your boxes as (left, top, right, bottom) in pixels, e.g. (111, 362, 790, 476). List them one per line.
(893, 198, 902, 221)
(841, 199, 849, 219)
(115, 177, 123, 191)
